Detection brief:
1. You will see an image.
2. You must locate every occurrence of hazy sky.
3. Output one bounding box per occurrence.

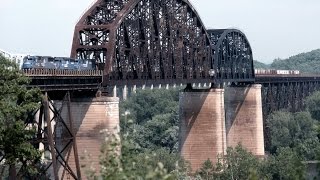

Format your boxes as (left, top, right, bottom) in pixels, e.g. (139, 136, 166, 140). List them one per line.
(0, 0, 319, 63)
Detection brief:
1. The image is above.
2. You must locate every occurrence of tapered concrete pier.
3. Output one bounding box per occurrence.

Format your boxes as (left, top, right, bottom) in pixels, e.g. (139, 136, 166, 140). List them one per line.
(225, 84, 265, 156)
(179, 88, 226, 171)
(56, 96, 119, 178)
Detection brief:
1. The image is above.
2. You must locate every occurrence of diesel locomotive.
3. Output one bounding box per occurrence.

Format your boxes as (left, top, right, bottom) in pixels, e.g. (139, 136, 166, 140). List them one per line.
(21, 56, 96, 70)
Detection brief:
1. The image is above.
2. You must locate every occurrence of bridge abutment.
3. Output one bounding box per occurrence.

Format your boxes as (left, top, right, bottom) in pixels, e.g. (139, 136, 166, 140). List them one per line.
(225, 84, 265, 156)
(179, 88, 227, 171)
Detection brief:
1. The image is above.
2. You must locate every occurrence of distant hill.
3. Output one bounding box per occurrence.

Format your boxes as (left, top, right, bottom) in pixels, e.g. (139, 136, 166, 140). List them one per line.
(253, 60, 270, 69)
(270, 49, 320, 73)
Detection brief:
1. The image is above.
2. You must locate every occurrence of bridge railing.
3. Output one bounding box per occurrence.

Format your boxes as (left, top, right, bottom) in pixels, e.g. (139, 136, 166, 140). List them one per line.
(23, 69, 103, 77)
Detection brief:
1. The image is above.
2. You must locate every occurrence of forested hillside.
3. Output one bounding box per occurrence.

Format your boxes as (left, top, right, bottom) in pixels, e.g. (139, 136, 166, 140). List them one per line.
(253, 60, 270, 69)
(270, 49, 320, 73)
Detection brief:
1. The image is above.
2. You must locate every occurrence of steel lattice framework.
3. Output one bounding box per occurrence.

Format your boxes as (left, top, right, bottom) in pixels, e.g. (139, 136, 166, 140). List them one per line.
(208, 29, 255, 83)
(71, 0, 215, 86)
(71, 1, 256, 87)
(0, 93, 82, 179)
(255, 76, 320, 150)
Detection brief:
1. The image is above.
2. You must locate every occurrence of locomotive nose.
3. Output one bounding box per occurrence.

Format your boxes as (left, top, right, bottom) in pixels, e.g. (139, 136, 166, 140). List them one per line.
(22, 62, 32, 69)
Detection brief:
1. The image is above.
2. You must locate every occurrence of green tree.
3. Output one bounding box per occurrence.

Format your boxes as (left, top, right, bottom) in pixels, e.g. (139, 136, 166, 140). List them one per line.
(196, 145, 307, 180)
(128, 113, 179, 152)
(305, 91, 320, 121)
(216, 145, 260, 180)
(266, 111, 293, 153)
(197, 145, 260, 180)
(121, 89, 179, 124)
(266, 110, 320, 160)
(0, 55, 42, 178)
(120, 89, 179, 152)
(260, 147, 305, 180)
(98, 131, 185, 180)
(197, 159, 215, 180)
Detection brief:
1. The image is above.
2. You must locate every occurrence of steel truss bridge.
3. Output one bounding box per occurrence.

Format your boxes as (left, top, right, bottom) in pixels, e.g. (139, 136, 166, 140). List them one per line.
(4, 0, 320, 179)
(26, 0, 320, 118)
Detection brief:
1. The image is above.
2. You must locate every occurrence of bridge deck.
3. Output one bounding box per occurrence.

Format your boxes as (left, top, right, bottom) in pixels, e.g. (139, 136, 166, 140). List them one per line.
(255, 74, 320, 83)
(24, 69, 320, 92)
(24, 70, 102, 91)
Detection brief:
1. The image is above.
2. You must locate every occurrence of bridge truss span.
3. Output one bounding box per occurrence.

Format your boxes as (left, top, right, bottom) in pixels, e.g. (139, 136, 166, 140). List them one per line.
(208, 29, 255, 83)
(71, 0, 214, 87)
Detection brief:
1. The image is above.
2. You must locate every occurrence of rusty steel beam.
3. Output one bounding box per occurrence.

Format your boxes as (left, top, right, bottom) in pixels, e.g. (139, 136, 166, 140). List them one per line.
(207, 29, 255, 83)
(43, 93, 59, 180)
(66, 92, 82, 179)
(8, 93, 83, 179)
(71, 0, 215, 87)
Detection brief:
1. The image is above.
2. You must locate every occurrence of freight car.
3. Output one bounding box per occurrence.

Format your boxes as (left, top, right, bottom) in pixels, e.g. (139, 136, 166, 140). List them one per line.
(21, 56, 95, 70)
(255, 69, 300, 75)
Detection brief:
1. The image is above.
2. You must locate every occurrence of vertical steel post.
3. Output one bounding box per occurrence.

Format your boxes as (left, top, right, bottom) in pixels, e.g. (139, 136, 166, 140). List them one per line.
(44, 92, 59, 180)
(67, 92, 82, 179)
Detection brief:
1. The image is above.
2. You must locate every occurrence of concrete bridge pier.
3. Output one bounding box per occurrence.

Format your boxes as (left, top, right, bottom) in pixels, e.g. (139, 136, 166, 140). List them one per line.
(55, 96, 120, 178)
(224, 84, 265, 157)
(179, 83, 265, 171)
(179, 85, 226, 171)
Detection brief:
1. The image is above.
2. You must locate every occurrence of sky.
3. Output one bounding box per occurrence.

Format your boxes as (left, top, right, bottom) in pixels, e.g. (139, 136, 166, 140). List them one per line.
(0, 0, 319, 63)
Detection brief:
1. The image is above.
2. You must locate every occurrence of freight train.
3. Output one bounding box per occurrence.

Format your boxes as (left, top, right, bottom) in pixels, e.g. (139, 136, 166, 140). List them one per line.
(255, 69, 300, 75)
(21, 55, 96, 70)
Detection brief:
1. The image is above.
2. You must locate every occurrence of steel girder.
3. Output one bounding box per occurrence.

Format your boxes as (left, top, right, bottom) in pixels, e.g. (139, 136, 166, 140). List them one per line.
(261, 81, 320, 119)
(0, 93, 81, 179)
(261, 81, 320, 149)
(71, 0, 214, 86)
(208, 29, 255, 83)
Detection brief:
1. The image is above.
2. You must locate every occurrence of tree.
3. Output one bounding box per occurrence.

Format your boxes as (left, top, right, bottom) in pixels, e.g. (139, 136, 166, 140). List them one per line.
(0, 55, 42, 178)
(215, 145, 260, 180)
(120, 89, 180, 152)
(197, 159, 215, 180)
(196, 145, 260, 180)
(266, 111, 293, 153)
(305, 91, 320, 121)
(196, 145, 307, 180)
(266, 110, 320, 160)
(96, 88, 192, 179)
(260, 148, 306, 180)
(121, 89, 179, 124)
(127, 113, 179, 152)
(98, 130, 185, 180)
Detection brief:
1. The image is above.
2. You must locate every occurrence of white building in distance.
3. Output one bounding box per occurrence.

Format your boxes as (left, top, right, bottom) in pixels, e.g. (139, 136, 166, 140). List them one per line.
(0, 48, 26, 69)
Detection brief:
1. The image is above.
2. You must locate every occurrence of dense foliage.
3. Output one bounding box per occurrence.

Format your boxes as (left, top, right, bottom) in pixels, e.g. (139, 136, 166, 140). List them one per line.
(197, 145, 305, 180)
(120, 89, 180, 152)
(0, 55, 42, 178)
(96, 88, 320, 179)
(86, 89, 186, 179)
(94, 131, 189, 180)
(305, 91, 320, 121)
(266, 111, 320, 160)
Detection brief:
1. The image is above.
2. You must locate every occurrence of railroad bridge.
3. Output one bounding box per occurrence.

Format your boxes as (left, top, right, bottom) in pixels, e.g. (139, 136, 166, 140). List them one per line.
(7, 0, 320, 179)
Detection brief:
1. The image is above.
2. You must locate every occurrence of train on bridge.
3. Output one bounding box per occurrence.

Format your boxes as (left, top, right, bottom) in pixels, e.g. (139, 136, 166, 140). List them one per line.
(255, 69, 300, 75)
(21, 55, 96, 70)
(21, 55, 302, 77)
